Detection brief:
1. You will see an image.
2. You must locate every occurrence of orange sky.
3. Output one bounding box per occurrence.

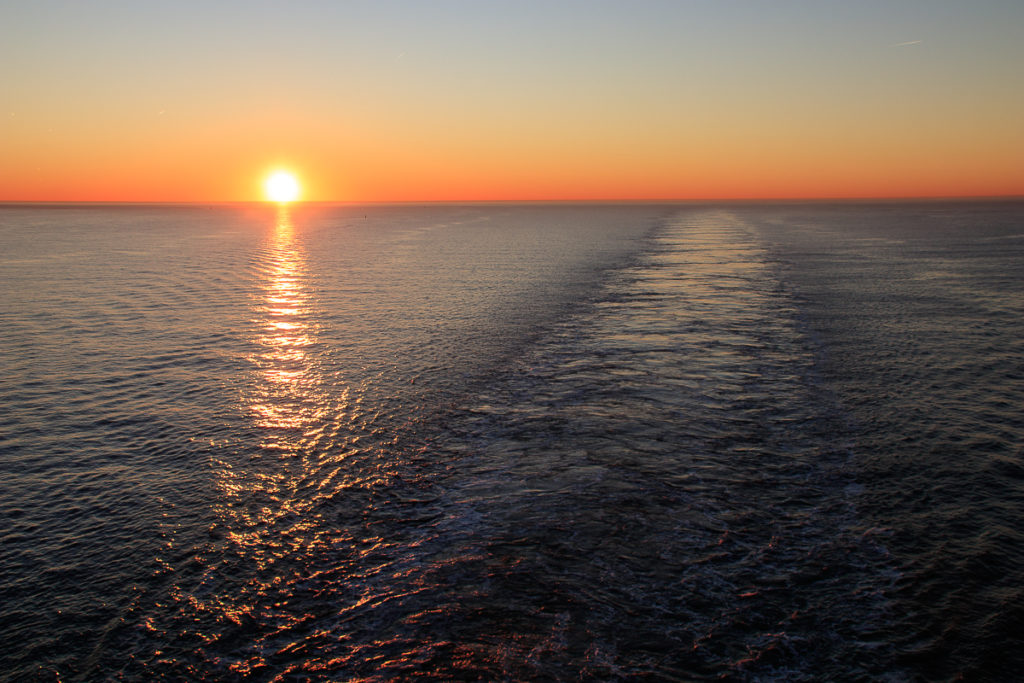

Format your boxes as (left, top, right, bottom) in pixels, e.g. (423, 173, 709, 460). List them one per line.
(3, 2, 1023, 202)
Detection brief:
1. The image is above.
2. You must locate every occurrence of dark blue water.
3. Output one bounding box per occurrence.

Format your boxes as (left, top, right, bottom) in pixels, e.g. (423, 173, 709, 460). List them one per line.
(1, 201, 1022, 681)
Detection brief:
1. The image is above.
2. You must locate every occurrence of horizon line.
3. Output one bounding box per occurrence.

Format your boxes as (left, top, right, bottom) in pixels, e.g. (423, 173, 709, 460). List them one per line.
(2, 193, 1023, 206)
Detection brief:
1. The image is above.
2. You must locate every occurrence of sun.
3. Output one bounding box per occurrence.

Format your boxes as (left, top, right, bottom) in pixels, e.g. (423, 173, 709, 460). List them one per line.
(264, 171, 301, 203)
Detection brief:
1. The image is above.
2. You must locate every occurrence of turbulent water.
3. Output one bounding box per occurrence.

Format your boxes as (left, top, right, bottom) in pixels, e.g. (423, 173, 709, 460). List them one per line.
(1, 201, 1022, 681)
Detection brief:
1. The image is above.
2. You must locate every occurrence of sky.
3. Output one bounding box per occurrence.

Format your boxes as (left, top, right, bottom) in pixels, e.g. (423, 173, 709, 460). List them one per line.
(2, 0, 1023, 202)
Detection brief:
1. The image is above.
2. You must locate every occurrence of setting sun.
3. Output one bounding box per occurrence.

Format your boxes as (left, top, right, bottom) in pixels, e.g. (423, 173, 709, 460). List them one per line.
(264, 171, 301, 203)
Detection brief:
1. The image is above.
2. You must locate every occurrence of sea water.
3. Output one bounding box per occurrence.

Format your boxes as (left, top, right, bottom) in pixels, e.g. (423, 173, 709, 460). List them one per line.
(1, 201, 1022, 680)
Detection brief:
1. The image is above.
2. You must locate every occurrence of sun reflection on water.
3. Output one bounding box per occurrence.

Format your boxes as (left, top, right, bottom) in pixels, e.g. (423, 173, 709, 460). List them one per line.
(148, 205, 479, 677)
(144, 205, 351, 676)
(209, 205, 338, 576)
(248, 205, 322, 433)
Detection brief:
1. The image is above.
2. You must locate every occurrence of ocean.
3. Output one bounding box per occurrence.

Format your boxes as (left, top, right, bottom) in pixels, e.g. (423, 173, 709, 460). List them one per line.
(1, 201, 1022, 681)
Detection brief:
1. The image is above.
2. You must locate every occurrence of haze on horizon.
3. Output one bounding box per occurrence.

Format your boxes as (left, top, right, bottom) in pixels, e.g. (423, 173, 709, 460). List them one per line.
(2, 0, 1022, 203)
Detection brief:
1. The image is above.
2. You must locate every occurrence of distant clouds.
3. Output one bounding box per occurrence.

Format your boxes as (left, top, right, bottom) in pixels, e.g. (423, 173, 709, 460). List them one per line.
(894, 40, 924, 47)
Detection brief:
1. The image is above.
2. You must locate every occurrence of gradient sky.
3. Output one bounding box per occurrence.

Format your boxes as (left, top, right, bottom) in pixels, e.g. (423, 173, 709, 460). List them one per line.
(3, 0, 1023, 201)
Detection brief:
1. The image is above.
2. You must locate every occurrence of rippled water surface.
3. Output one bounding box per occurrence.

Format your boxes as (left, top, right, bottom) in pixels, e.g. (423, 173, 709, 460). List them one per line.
(2, 201, 1022, 681)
